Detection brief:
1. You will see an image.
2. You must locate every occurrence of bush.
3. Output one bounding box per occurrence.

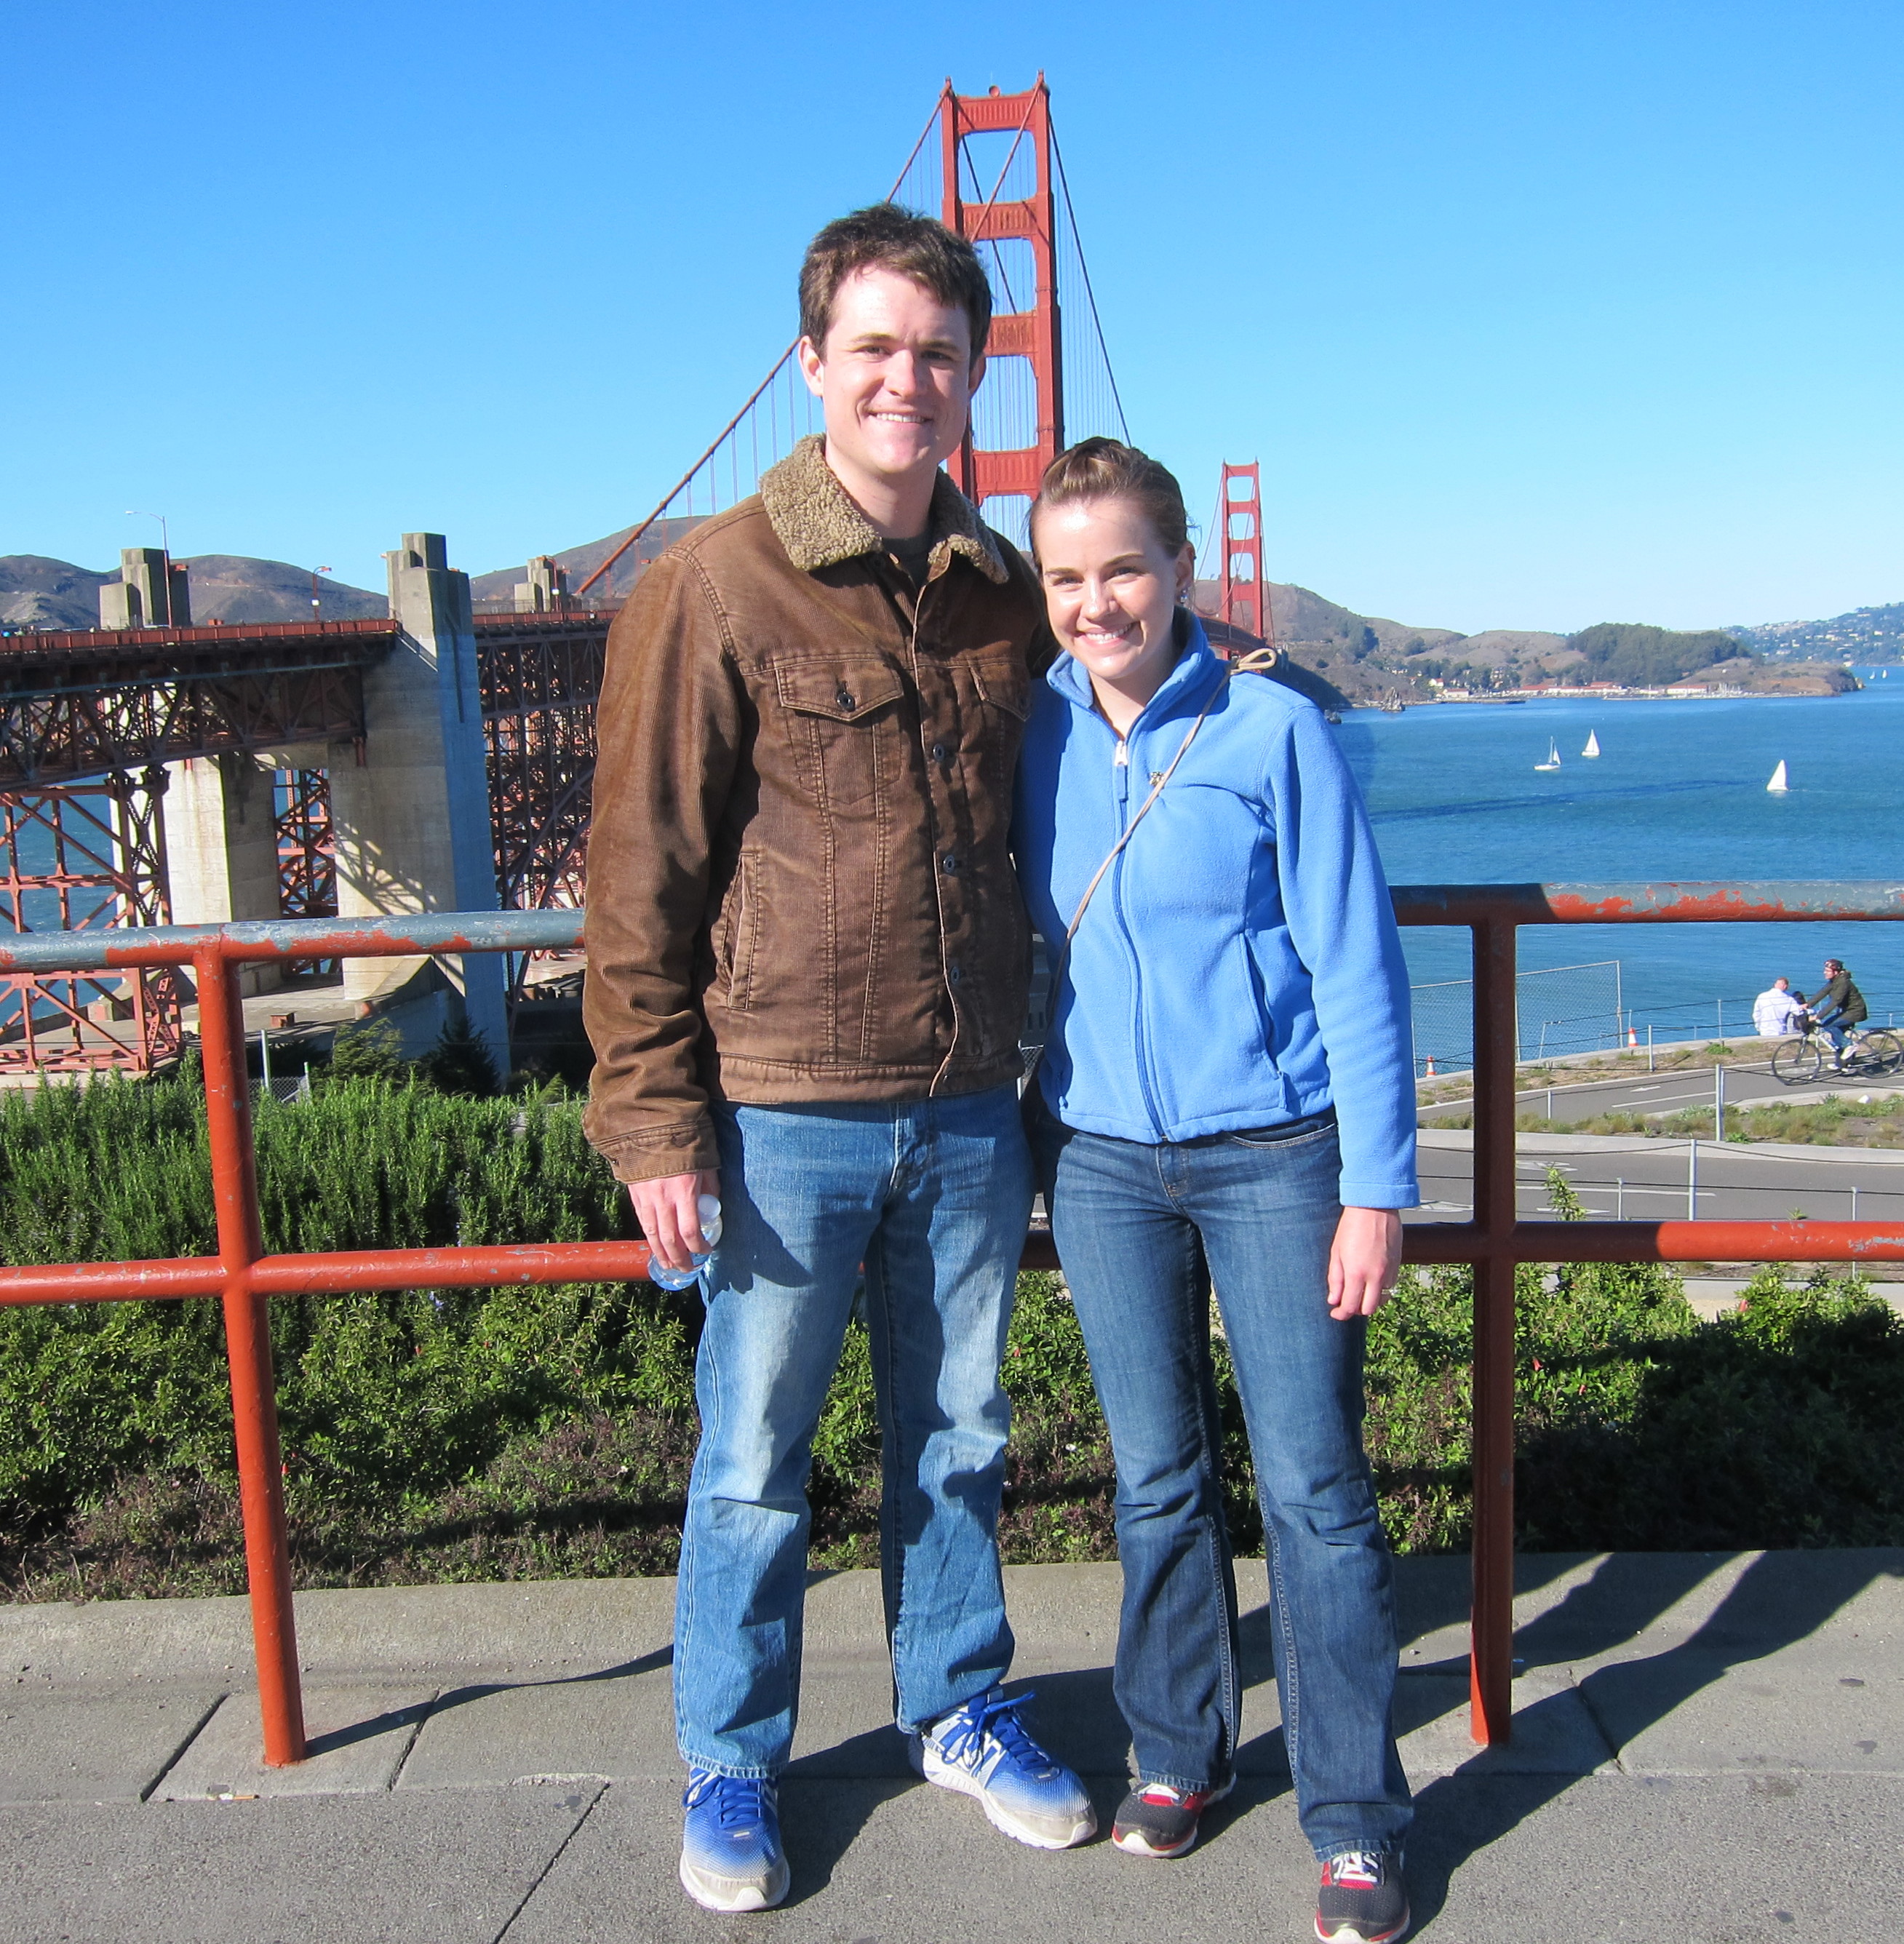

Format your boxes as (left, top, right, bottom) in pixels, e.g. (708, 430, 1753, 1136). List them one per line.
(327, 1019, 407, 1084)
(3, 1096, 1903, 1601)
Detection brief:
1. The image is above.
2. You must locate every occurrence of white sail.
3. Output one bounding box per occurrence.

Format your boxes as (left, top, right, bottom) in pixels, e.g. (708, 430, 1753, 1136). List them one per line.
(1582, 730, 1601, 757)
(1535, 738, 1561, 772)
(1766, 760, 1790, 793)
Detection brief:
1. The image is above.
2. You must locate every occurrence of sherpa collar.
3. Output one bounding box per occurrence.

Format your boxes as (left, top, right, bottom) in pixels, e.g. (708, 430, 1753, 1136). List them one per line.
(760, 435, 1010, 586)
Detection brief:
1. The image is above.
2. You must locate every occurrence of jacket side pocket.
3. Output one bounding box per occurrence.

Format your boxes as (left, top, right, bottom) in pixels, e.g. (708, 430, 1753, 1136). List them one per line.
(724, 848, 761, 1012)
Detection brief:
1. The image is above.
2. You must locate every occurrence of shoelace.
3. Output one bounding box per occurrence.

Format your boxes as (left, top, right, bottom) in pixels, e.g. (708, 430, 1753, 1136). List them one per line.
(935, 1691, 1055, 1776)
(1140, 1782, 1192, 1806)
(1327, 1851, 1384, 1889)
(685, 1771, 773, 1833)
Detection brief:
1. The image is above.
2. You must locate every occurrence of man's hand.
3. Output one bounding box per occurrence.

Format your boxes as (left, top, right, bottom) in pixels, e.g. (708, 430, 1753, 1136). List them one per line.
(1327, 1206, 1403, 1320)
(631, 1169, 722, 1274)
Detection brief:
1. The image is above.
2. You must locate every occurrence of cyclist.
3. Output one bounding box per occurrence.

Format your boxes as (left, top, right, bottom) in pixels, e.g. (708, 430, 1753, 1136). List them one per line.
(1803, 958, 1867, 1068)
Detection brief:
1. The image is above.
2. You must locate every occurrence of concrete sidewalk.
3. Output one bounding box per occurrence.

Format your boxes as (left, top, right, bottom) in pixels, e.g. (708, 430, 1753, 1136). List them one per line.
(1, 1552, 1900, 1942)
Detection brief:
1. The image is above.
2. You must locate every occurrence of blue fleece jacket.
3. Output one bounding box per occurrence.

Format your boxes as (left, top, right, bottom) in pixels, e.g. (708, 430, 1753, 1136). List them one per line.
(1013, 624, 1419, 1208)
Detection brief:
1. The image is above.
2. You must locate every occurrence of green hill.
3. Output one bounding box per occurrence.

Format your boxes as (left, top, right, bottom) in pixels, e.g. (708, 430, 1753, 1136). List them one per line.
(1561, 622, 1748, 688)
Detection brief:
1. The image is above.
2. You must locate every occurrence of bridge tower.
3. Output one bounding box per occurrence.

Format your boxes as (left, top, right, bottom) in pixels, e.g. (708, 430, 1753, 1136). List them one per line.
(1218, 461, 1272, 645)
(939, 77, 1062, 516)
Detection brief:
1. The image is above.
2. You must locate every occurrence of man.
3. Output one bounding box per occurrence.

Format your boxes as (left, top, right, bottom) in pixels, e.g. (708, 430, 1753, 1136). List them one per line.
(1752, 976, 1806, 1039)
(1807, 957, 1868, 1066)
(582, 204, 1091, 1915)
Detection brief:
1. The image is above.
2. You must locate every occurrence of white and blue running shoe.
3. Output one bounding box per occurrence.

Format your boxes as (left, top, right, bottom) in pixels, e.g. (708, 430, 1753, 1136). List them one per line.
(910, 1688, 1096, 1849)
(679, 1769, 790, 1913)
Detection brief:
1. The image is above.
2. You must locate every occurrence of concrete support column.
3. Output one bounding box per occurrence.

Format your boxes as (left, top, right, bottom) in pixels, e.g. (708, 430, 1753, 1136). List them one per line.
(162, 754, 284, 997)
(328, 533, 507, 1063)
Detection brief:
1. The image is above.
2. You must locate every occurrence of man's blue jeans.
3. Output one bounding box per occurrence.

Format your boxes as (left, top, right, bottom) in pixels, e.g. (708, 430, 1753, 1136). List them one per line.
(1035, 1107, 1411, 1860)
(674, 1085, 1032, 1780)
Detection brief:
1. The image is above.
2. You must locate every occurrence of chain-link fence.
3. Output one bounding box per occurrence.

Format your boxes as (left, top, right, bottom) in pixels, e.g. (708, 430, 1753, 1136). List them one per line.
(1411, 960, 1625, 1077)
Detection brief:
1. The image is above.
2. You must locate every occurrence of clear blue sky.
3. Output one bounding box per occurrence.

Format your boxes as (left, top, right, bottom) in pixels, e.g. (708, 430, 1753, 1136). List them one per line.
(6, 1, 1898, 634)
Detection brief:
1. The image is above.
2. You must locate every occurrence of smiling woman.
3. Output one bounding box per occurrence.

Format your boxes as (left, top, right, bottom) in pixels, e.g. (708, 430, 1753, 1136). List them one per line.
(1015, 437, 1419, 1924)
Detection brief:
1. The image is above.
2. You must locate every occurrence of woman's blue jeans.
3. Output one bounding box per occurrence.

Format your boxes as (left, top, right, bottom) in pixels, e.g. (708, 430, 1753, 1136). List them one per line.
(674, 1085, 1032, 1780)
(1035, 1107, 1411, 1860)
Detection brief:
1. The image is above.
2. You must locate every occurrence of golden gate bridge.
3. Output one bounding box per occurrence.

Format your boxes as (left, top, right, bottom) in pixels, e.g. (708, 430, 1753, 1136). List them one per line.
(0, 76, 1274, 1074)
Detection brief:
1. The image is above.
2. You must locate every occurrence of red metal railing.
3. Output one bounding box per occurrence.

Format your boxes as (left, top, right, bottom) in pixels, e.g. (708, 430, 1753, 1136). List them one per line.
(1, 885, 1900, 1764)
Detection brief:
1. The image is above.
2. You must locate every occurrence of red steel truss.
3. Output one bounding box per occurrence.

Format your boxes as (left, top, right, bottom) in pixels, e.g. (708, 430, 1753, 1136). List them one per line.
(273, 768, 338, 923)
(941, 77, 1063, 511)
(0, 618, 390, 789)
(0, 771, 186, 1072)
(471, 610, 613, 912)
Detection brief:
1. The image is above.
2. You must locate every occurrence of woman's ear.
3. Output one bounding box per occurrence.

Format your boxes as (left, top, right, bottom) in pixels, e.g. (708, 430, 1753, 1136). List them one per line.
(1174, 541, 1196, 604)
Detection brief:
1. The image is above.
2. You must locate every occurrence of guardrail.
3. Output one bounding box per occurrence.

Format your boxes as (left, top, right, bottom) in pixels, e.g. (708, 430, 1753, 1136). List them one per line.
(1, 885, 1901, 1762)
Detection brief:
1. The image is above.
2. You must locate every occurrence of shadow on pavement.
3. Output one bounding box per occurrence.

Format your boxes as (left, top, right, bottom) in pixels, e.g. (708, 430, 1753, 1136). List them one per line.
(1403, 1549, 1903, 1934)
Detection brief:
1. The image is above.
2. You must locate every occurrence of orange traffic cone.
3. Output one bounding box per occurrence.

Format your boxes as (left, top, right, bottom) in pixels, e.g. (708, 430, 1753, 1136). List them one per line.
(1425, 1055, 1438, 1077)
(1627, 1024, 1639, 1047)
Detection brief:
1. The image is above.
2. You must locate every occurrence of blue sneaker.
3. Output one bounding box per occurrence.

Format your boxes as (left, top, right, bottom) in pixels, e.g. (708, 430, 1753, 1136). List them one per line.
(910, 1688, 1096, 1849)
(679, 1770, 789, 1913)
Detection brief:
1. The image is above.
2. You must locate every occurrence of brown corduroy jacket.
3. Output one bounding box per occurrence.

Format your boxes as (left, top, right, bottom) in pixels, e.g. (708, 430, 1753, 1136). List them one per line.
(581, 437, 1048, 1185)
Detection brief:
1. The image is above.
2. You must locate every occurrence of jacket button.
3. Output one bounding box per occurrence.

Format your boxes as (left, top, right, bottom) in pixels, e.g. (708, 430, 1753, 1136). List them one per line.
(949, 962, 963, 985)
(931, 741, 950, 763)
(941, 853, 960, 875)
(835, 688, 856, 711)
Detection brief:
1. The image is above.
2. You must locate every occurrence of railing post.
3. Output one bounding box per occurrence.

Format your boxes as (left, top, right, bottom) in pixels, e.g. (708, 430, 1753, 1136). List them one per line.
(196, 948, 306, 1766)
(1469, 917, 1518, 1745)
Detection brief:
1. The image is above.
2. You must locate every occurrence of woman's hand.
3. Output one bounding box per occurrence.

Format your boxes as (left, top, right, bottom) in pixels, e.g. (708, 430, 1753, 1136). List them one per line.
(1327, 1206, 1403, 1320)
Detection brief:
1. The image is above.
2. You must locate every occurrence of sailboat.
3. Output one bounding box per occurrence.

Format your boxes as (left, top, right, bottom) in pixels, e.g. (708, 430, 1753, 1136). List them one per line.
(1766, 760, 1790, 793)
(1535, 738, 1561, 772)
(1582, 730, 1601, 758)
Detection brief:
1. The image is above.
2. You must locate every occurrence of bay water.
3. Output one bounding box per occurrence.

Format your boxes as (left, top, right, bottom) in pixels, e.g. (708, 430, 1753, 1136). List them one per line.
(1337, 669, 1904, 1050)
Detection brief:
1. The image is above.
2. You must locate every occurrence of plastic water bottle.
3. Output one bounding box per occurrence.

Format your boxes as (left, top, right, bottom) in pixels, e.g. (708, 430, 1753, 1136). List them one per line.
(647, 1194, 722, 1291)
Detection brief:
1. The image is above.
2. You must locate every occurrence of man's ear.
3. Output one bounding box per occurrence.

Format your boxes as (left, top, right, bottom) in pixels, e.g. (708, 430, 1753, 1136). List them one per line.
(796, 335, 826, 399)
(967, 349, 987, 394)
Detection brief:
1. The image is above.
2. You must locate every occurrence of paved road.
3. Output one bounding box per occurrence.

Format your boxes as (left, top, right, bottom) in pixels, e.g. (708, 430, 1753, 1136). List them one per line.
(3, 1555, 1901, 1942)
(1411, 1126, 1904, 1226)
(1420, 1048, 1904, 1136)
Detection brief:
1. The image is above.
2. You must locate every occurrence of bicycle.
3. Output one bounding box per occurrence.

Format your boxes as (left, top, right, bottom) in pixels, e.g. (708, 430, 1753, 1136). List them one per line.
(1769, 1017, 1904, 1085)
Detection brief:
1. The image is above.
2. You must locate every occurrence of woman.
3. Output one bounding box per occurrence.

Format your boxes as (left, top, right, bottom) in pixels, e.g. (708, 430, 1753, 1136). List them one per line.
(1013, 439, 1417, 1944)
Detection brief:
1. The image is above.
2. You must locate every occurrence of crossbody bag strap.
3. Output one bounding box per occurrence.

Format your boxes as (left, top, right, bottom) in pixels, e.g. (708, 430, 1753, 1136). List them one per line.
(1026, 656, 1261, 1094)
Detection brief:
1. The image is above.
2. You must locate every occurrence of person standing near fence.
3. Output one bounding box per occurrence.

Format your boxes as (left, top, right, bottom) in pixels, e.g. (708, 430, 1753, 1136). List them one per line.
(581, 204, 1092, 1913)
(1014, 439, 1418, 1944)
(1753, 976, 1807, 1038)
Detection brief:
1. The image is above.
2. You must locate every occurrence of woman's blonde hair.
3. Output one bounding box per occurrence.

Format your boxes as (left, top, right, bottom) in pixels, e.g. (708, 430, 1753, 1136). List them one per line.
(1030, 437, 1191, 556)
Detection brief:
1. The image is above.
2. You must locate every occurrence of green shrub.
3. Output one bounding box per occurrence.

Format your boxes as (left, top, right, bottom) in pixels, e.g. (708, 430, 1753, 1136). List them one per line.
(327, 1018, 407, 1084)
(4, 1093, 1903, 1600)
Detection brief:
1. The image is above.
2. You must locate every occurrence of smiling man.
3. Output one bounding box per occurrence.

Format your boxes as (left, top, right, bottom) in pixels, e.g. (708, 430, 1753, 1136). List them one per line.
(582, 204, 1091, 1914)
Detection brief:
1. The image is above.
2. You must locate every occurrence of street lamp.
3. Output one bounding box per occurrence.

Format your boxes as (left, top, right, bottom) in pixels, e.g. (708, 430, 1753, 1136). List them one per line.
(124, 509, 170, 558)
(311, 566, 332, 619)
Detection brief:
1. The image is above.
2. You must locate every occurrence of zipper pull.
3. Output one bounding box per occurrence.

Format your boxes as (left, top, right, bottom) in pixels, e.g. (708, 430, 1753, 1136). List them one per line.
(1113, 738, 1128, 767)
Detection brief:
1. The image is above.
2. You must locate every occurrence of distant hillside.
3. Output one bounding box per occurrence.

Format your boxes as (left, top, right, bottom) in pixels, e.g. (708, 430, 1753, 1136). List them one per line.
(1562, 622, 1745, 688)
(469, 517, 701, 609)
(183, 556, 385, 624)
(0, 554, 384, 629)
(1, 555, 111, 631)
(1729, 602, 1904, 663)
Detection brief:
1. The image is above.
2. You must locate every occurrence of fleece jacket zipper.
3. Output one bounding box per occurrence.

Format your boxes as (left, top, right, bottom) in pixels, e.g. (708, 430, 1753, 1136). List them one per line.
(1108, 728, 1168, 1140)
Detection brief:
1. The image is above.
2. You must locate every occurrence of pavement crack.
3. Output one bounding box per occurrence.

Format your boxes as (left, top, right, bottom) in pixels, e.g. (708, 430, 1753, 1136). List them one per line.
(140, 1689, 231, 1803)
(490, 1780, 608, 1943)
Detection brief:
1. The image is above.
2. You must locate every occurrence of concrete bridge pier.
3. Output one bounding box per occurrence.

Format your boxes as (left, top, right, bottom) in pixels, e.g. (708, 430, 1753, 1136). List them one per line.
(326, 533, 507, 1061)
(162, 752, 289, 998)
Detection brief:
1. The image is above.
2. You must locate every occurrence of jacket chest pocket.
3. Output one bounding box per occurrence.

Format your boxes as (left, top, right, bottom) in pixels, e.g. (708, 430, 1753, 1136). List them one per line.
(969, 658, 1032, 781)
(774, 657, 909, 812)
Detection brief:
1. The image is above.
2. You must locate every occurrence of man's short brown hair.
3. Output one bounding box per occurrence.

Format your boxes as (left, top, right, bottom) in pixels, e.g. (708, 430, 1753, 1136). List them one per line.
(799, 203, 992, 359)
